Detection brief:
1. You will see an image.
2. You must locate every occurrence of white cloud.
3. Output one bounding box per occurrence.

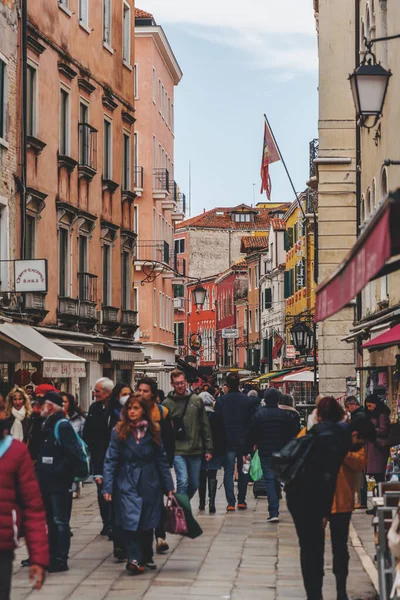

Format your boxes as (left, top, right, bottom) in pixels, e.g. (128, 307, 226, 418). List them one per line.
(140, 0, 317, 73)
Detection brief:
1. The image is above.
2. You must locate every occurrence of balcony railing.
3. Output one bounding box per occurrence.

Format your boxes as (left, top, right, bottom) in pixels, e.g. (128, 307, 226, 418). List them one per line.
(78, 123, 97, 173)
(134, 166, 143, 189)
(173, 182, 186, 215)
(153, 168, 169, 193)
(136, 240, 173, 266)
(78, 272, 98, 303)
(174, 256, 186, 276)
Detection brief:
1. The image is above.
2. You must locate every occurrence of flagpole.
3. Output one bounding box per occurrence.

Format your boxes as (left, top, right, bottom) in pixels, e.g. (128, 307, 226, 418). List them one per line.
(263, 114, 306, 219)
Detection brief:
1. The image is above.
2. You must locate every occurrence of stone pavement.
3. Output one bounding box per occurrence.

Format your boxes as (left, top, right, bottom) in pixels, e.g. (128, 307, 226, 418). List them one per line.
(11, 482, 378, 600)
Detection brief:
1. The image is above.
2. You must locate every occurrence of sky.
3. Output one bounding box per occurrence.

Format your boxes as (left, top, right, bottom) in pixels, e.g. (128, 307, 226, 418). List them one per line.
(141, 0, 319, 215)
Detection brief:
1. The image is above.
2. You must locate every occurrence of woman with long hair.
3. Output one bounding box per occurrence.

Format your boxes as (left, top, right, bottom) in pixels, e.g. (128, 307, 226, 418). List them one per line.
(5, 387, 32, 442)
(107, 382, 133, 431)
(286, 397, 351, 600)
(364, 393, 390, 485)
(61, 393, 86, 437)
(102, 393, 174, 575)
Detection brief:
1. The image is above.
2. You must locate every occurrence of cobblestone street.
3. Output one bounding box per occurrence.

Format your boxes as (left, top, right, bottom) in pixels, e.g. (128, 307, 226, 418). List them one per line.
(11, 483, 378, 600)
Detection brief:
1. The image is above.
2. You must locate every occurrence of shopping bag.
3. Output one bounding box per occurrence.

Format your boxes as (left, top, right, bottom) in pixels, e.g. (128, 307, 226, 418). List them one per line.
(250, 450, 263, 482)
(164, 495, 188, 535)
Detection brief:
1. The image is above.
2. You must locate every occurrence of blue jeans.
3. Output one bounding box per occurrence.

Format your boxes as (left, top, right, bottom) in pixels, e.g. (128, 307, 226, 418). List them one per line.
(41, 487, 72, 562)
(124, 529, 153, 564)
(174, 455, 202, 499)
(223, 450, 249, 506)
(260, 457, 279, 518)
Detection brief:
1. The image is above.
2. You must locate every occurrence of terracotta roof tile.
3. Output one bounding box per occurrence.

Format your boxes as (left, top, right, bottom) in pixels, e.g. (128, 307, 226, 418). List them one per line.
(176, 205, 271, 231)
(240, 235, 269, 252)
(271, 218, 286, 231)
(135, 8, 153, 18)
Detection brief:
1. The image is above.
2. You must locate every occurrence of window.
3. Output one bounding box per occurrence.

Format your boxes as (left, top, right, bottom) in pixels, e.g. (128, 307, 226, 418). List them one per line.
(255, 264, 260, 288)
(103, 118, 112, 179)
(234, 213, 251, 222)
(25, 215, 36, 260)
(255, 309, 259, 333)
(78, 235, 89, 300)
(59, 0, 69, 8)
(174, 238, 185, 254)
(27, 63, 38, 137)
(122, 132, 131, 190)
(134, 64, 138, 99)
(171, 102, 174, 132)
(174, 284, 184, 298)
(122, 251, 130, 310)
(59, 87, 70, 156)
(133, 205, 138, 234)
(152, 135, 156, 167)
(174, 322, 184, 346)
(0, 201, 9, 290)
(133, 287, 138, 312)
(79, 100, 89, 164)
(153, 288, 157, 326)
(103, 0, 112, 45)
(381, 167, 388, 197)
(102, 244, 112, 305)
(79, 0, 88, 26)
(161, 84, 164, 115)
(265, 288, 272, 309)
(244, 309, 248, 335)
(248, 268, 252, 290)
(0, 57, 7, 142)
(159, 292, 164, 329)
(249, 310, 252, 334)
(122, 1, 131, 65)
(152, 68, 156, 103)
(59, 228, 69, 297)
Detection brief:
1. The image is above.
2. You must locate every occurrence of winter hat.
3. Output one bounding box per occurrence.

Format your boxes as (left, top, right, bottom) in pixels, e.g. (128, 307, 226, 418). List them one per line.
(264, 387, 281, 407)
(35, 384, 58, 396)
(42, 391, 63, 408)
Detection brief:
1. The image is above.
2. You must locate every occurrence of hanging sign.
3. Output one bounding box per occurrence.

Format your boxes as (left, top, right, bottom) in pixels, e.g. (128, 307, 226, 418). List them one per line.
(15, 260, 48, 292)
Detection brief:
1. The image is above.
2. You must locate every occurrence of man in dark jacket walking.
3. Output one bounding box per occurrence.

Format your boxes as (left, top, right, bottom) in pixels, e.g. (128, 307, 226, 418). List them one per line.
(248, 388, 297, 522)
(217, 372, 257, 511)
(36, 391, 83, 572)
(0, 398, 48, 598)
(83, 377, 114, 537)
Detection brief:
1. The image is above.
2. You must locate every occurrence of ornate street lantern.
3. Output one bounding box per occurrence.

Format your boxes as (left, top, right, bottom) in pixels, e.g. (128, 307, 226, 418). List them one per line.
(192, 283, 207, 310)
(349, 54, 391, 127)
(291, 321, 313, 352)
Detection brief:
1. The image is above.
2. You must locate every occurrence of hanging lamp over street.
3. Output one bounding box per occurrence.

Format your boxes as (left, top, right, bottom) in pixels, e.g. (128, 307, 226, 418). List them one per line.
(349, 52, 391, 126)
(192, 283, 207, 310)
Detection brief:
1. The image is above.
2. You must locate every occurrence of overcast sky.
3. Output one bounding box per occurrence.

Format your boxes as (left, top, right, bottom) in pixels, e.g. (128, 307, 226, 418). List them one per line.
(141, 1, 318, 215)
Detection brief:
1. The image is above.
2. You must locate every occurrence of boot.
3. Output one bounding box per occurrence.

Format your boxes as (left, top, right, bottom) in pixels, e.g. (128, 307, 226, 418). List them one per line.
(335, 575, 349, 600)
(198, 471, 207, 510)
(208, 477, 217, 514)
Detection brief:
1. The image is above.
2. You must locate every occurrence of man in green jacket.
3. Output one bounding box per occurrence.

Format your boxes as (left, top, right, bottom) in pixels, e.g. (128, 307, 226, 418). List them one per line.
(163, 369, 213, 499)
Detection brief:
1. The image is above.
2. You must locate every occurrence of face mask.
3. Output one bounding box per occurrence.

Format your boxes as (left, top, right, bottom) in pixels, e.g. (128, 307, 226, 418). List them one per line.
(119, 395, 130, 407)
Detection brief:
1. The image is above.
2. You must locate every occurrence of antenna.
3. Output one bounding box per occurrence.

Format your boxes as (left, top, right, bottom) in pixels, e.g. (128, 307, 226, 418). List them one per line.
(189, 160, 192, 217)
(252, 183, 256, 205)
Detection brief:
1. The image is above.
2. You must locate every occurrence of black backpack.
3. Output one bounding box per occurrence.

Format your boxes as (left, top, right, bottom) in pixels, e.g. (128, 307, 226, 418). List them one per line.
(271, 432, 316, 484)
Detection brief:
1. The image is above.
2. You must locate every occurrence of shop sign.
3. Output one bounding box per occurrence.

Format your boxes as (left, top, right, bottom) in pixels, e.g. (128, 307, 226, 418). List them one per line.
(43, 361, 86, 378)
(15, 260, 47, 292)
(222, 328, 239, 339)
(286, 345, 296, 359)
(296, 258, 305, 289)
(189, 333, 202, 352)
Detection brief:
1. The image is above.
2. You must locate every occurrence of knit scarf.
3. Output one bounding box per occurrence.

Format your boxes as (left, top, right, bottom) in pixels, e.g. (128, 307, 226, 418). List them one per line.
(130, 419, 148, 444)
(11, 406, 26, 442)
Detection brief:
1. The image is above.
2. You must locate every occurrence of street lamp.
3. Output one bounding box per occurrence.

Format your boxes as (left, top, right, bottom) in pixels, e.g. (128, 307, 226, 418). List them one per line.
(349, 51, 391, 128)
(290, 321, 313, 352)
(192, 283, 207, 310)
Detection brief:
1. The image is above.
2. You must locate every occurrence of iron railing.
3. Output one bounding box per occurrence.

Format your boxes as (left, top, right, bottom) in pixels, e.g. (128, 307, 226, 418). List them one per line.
(136, 240, 173, 265)
(78, 123, 97, 171)
(153, 168, 169, 192)
(134, 166, 143, 189)
(78, 272, 98, 303)
(309, 138, 319, 178)
(173, 182, 186, 214)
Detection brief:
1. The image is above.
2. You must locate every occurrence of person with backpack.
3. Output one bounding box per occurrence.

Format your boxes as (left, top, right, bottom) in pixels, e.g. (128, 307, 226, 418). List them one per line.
(36, 391, 88, 573)
(285, 397, 351, 600)
(163, 369, 213, 500)
(137, 377, 174, 555)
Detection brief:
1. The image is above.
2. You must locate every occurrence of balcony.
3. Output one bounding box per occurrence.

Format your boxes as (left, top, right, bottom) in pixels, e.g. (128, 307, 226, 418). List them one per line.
(121, 309, 139, 336)
(78, 273, 98, 323)
(174, 297, 186, 312)
(78, 123, 98, 180)
(135, 240, 174, 272)
(102, 306, 119, 327)
(153, 168, 170, 199)
(24, 292, 48, 323)
(134, 166, 144, 197)
(58, 297, 79, 322)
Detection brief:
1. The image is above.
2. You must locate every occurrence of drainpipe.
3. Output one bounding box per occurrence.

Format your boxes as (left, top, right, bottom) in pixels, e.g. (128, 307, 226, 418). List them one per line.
(355, 1, 362, 325)
(20, 0, 27, 259)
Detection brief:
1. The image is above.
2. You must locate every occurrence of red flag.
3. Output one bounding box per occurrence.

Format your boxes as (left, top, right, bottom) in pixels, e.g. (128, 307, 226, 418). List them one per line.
(260, 120, 280, 200)
(272, 331, 285, 359)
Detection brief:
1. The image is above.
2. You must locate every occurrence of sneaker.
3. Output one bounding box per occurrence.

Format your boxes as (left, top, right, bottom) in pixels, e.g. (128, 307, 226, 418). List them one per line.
(145, 560, 157, 570)
(267, 516, 280, 523)
(126, 560, 144, 576)
(48, 560, 69, 573)
(227, 505, 235, 512)
(237, 502, 247, 510)
(113, 547, 127, 562)
(21, 558, 30, 567)
(156, 538, 169, 554)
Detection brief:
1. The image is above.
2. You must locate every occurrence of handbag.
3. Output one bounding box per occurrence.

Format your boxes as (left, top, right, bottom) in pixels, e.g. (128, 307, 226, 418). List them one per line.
(173, 397, 190, 441)
(164, 495, 188, 535)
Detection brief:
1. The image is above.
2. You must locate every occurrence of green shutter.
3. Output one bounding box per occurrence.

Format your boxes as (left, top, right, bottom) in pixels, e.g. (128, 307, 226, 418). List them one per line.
(287, 228, 294, 249)
(265, 288, 272, 309)
(284, 271, 290, 299)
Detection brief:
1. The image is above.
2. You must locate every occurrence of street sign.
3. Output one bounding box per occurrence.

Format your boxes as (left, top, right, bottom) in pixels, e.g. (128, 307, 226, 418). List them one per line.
(286, 345, 296, 359)
(14, 260, 47, 292)
(222, 328, 239, 339)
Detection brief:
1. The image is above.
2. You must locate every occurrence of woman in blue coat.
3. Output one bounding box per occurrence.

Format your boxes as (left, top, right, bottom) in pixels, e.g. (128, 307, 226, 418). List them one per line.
(103, 392, 174, 575)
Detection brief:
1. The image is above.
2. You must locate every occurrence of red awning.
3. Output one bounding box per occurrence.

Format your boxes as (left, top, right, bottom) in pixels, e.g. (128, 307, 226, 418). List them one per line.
(362, 323, 400, 350)
(315, 191, 400, 322)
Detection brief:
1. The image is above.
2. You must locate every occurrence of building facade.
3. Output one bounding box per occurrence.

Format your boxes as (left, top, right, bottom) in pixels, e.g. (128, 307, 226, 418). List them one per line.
(185, 276, 216, 377)
(133, 8, 184, 391)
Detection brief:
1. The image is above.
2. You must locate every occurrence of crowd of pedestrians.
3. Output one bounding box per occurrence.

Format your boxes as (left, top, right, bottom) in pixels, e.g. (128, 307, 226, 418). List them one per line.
(0, 371, 393, 600)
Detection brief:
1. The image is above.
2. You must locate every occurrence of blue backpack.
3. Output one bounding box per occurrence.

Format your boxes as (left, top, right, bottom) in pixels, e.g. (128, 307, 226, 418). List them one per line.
(54, 419, 90, 482)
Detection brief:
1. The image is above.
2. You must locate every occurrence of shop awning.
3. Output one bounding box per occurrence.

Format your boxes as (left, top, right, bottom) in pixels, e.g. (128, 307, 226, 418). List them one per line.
(0, 322, 86, 378)
(283, 369, 316, 382)
(315, 191, 400, 322)
(258, 370, 292, 382)
(106, 342, 145, 363)
(362, 323, 400, 351)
